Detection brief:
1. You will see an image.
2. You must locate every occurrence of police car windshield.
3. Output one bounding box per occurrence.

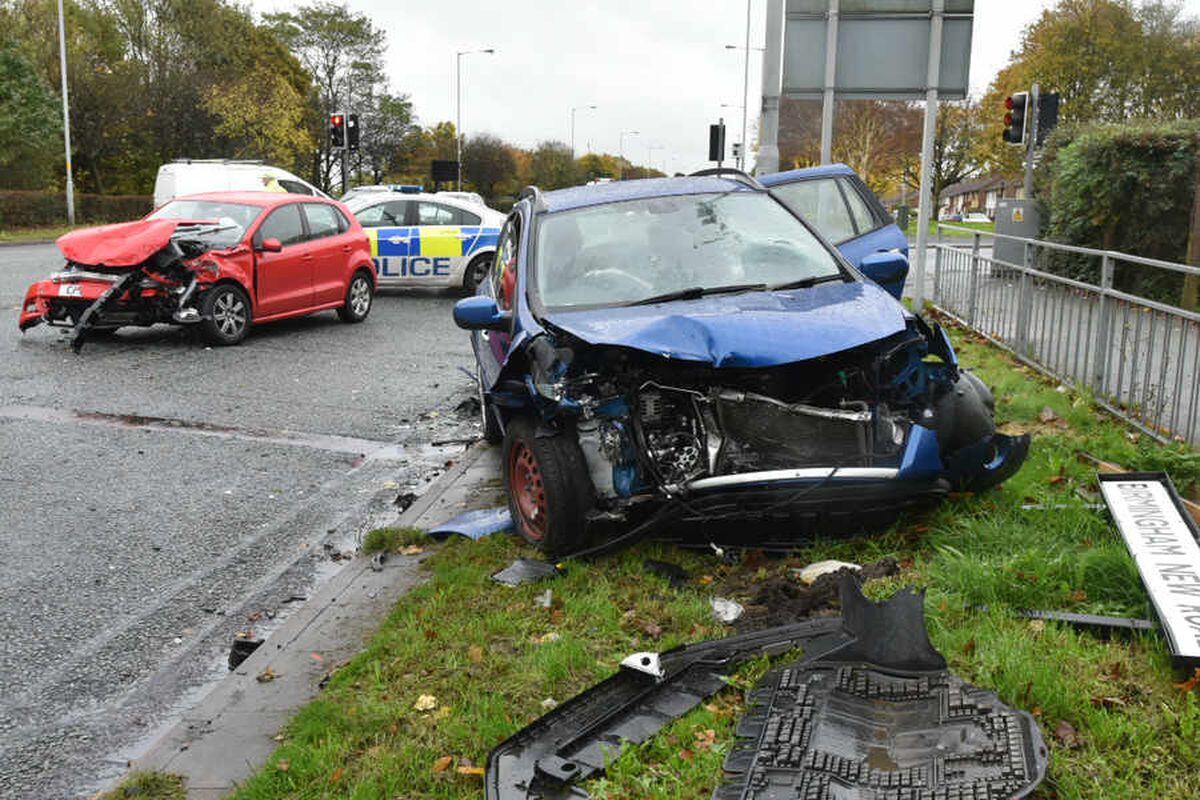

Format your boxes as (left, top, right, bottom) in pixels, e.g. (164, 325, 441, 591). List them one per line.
(149, 200, 263, 248)
(533, 191, 844, 309)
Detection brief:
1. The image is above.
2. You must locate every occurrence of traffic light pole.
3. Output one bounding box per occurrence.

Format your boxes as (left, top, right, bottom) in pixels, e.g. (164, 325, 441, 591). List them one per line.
(1023, 83, 1040, 201)
(911, 0, 945, 311)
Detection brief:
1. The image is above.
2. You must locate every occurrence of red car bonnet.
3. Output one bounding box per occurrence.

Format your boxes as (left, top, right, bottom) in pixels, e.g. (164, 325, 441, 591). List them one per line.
(57, 218, 188, 267)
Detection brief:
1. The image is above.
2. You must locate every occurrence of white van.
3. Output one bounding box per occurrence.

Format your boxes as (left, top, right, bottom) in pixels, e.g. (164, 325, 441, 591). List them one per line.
(152, 160, 329, 208)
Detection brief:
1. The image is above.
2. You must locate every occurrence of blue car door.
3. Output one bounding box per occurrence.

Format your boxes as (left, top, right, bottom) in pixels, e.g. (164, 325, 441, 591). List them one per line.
(761, 167, 909, 299)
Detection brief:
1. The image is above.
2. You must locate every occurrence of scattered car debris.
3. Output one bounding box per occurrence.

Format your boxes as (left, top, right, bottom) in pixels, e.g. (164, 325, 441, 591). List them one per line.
(643, 558, 688, 588)
(795, 559, 861, 585)
(534, 589, 553, 608)
(732, 556, 899, 632)
(393, 491, 418, 512)
(1099, 472, 1200, 665)
(715, 576, 1049, 800)
(981, 607, 1158, 637)
(710, 597, 745, 624)
(256, 666, 277, 683)
(228, 637, 263, 670)
(429, 507, 514, 541)
(370, 552, 387, 572)
(1081, 451, 1200, 525)
(492, 558, 562, 587)
(485, 616, 848, 799)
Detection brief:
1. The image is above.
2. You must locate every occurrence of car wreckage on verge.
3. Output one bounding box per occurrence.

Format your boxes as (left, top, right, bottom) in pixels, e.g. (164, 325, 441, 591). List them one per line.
(19, 192, 375, 351)
(455, 172, 1029, 556)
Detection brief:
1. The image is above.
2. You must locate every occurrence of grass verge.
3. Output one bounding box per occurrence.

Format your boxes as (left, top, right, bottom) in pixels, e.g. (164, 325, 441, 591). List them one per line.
(0, 224, 78, 243)
(96, 772, 186, 800)
(906, 219, 996, 239)
(170, 326, 1200, 799)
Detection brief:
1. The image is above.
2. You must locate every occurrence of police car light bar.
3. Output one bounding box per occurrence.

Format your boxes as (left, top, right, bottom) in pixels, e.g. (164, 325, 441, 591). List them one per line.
(1099, 472, 1200, 666)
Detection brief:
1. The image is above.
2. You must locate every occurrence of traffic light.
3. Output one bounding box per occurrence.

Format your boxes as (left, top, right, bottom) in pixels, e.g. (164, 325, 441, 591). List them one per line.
(347, 113, 360, 152)
(1002, 93, 1028, 145)
(1036, 92, 1060, 145)
(329, 113, 345, 148)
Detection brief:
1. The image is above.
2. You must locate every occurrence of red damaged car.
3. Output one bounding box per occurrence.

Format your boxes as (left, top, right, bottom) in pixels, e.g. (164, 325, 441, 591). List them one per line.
(19, 192, 376, 350)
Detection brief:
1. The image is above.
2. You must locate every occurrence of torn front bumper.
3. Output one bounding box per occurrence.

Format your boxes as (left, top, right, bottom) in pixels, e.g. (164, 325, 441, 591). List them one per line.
(18, 274, 118, 331)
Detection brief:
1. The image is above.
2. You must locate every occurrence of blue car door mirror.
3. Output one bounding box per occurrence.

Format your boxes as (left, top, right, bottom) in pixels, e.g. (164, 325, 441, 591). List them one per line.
(858, 251, 909, 299)
(453, 295, 512, 332)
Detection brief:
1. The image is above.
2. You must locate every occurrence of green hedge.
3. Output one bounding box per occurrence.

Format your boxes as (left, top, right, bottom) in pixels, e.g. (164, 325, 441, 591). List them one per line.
(0, 190, 152, 229)
(1036, 121, 1200, 303)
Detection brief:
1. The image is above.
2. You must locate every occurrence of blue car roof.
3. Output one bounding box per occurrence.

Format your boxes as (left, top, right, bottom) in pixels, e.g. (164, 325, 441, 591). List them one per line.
(540, 176, 753, 213)
(758, 163, 854, 186)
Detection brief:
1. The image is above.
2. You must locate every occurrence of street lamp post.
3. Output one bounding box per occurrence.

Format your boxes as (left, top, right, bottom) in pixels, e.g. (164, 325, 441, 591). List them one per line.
(56, 0, 75, 225)
(570, 104, 597, 158)
(456, 47, 495, 191)
(726, 5, 765, 173)
(618, 130, 639, 180)
(647, 144, 663, 174)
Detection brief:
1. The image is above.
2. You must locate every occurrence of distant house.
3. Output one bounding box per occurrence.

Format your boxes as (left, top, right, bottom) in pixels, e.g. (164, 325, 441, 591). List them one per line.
(939, 176, 1022, 219)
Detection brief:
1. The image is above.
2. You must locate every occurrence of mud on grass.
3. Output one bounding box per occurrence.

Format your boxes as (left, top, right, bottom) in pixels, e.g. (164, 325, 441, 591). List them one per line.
(229, 328, 1200, 800)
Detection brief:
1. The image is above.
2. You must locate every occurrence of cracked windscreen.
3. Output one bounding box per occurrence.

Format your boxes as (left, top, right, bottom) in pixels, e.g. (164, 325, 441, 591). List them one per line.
(532, 191, 844, 309)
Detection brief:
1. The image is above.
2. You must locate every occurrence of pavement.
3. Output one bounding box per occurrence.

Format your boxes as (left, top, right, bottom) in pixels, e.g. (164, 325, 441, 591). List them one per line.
(0, 243, 481, 799)
(131, 444, 503, 798)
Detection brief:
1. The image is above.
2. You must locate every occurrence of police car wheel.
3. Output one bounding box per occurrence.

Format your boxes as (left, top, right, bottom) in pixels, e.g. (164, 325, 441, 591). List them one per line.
(199, 284, 251, 346)
(463, 253, 491, 292)
(338, 271, 373, 323)
(502, 416, 593, 558)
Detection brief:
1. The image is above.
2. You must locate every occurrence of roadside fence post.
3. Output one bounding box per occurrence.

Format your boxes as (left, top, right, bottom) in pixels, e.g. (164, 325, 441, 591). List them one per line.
(967, 231, 981, 327)
(1091, 253, 1115, 393)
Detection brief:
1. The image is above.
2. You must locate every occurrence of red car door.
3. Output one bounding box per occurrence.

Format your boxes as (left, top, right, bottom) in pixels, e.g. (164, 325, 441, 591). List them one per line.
(253, 203, 315, 316)
(301, 202, 353, 305)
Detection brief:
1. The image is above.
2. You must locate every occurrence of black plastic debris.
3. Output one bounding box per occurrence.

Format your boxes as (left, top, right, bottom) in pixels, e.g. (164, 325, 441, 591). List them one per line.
(492, 558, 562, 587)
(228, 638, 263, 670)
(643, 558, 688, 588)
(714, 575, 1048, 800)
(485, 618, 849, 799)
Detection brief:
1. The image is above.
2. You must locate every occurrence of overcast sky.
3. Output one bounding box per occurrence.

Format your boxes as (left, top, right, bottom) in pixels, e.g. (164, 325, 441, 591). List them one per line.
(251, 0, 1200, 173)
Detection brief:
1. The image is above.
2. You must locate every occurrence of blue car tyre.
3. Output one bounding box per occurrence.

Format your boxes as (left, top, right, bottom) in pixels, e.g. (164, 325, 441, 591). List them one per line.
(502, 416, 594, 556)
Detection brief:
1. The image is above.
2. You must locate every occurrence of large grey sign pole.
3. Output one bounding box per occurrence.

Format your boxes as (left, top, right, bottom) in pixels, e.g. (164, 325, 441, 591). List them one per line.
(56, 0, 75, 226)
(911, 0, 945, 310)
(818, 0, 838, 164)
(756, 0, 785, 174)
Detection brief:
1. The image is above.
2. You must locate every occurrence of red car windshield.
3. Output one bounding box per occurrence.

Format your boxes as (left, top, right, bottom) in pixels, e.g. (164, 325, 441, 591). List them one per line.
(149, 200, 263, 248)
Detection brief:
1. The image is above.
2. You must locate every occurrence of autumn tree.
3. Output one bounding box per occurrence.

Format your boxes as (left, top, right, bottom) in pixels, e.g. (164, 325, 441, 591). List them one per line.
(462, 133, 517, 199)
(527, 141, 579, 190)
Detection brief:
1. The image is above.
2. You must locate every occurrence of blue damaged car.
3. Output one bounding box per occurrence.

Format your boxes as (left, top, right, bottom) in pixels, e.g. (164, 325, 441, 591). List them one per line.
(453, 172, 1028, 556)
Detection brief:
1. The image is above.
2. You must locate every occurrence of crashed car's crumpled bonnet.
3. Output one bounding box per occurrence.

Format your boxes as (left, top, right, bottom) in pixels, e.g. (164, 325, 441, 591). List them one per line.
(540, 280, 910, 367)
(57, 218, 187, 268)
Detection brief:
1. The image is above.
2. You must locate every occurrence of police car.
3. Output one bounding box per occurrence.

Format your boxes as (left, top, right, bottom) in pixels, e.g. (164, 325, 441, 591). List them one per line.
(344, 191, 505, 290)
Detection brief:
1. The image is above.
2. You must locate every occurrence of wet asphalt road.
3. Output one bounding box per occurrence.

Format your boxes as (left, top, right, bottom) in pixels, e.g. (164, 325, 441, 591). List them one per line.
(0, 242, 479, 799)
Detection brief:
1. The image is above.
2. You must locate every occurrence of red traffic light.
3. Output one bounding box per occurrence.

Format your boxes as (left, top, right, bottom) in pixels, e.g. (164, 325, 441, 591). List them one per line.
(1004, 113, 1013, 126)
(331, 114, 343, 126)
(1004, 96, 1014, 110)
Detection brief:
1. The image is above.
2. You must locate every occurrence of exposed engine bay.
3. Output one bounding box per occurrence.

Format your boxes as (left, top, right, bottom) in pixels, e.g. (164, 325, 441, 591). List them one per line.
(514, 315, 1019, 514)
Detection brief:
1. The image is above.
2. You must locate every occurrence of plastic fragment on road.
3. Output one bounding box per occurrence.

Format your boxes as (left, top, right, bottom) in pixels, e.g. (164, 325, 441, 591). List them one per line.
(228, 638, 263, 670)
(710, 597, 745, 624)
(491, 558, 561, 587)
(428, 507, 513, 541)
(794, 559, 860, 585)
(713, 575, 1049, 800)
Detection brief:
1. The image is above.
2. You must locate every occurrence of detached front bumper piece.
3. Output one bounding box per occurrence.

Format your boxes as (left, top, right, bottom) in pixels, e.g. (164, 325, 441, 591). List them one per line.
(485, 577, 1048, 800)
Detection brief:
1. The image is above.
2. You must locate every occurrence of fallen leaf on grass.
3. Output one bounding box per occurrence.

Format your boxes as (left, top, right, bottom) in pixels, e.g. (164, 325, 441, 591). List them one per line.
(276, 759, 290, 772)
(639, 620, 663, 639)
(1067, 589, 1088, 603)
(697, 575, 714, 586)
(432, 755, 454, 773)
(456, 765, 484, 777)
(1175, 667, 1200, 693)
(467, 645, 484, 664)
(533, 631, 560, 645)
(329, 767, 345, 783)
(961, 638, 976, 657)
(1053, 720, 1082, 748)
(413, 694, 438, 712)
(678, 748, 694, 762)
(1028, 619, 1046, 633)
(1039, 407, 1059, 423)
(694, 728, 717, 751)
(256, 666, 277, 683)
(1091, 695, 1127, 709)
(400, 544, 424, 555)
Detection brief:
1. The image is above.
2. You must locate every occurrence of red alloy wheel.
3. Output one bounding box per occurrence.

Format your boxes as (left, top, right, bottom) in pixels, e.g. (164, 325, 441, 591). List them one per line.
(508, 440, 548, 541)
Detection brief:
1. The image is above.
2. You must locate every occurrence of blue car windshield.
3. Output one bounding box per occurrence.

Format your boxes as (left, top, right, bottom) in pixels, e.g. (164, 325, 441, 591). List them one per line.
(148, 200, 263, 249)
(533, 191, 843, 309)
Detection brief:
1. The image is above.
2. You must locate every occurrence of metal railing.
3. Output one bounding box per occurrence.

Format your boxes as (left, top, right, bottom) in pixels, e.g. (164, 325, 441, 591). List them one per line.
(928, 225, 1200, 446)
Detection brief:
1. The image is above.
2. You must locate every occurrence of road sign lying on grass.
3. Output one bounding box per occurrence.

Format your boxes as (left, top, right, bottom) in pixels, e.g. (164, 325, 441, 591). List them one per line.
(1100, 472, 1200, 666)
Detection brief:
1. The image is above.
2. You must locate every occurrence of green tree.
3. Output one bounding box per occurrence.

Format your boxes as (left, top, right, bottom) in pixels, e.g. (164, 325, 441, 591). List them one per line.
(898, 101, 983, 219)
(528, 141, 579, 189)
(350, 92, 416, 184)
(462, 133, 517, 200)
(264, 1, 385, 191)
(0, 43, 60, 189)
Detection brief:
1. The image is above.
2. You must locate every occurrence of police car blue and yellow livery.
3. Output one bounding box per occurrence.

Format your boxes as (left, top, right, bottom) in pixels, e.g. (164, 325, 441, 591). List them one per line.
(344, 191, 506, 289)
